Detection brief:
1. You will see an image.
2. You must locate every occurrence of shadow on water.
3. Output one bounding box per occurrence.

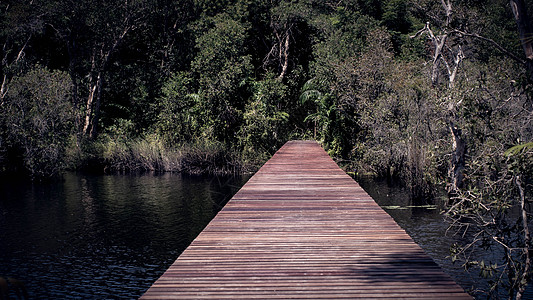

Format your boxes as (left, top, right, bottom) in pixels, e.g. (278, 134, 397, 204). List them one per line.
(0, 172, 250, 299)
(0, 276, 29, 300)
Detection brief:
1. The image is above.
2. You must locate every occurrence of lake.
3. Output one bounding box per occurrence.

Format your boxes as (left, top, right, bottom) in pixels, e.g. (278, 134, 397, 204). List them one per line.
(1, 172, 531, 298)
(0, 172, 249, 298)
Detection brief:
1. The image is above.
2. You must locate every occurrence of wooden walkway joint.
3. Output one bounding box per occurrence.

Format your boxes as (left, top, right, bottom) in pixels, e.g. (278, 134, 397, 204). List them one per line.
(142, 140, 471, 299)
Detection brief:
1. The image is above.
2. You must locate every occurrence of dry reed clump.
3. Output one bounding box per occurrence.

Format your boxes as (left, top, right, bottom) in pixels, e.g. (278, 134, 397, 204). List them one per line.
(179, 142, 244, 175)
(90, 134, 244, 175)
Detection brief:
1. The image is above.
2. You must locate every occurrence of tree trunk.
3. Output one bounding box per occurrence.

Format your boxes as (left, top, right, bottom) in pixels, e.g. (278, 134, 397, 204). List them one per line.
(1, 36, 31, 102)
(89, 73, 103, 139)
(278, 32, 290, 80)
(83, 71, 103, 139)
(67, 36, 83, 142)
(449, 122, 466, 192)
(81, 20, 131, 139)
(515, 175, 530, 300)
(0, 74, 7, 102)
(510, 0, 533, 79)
(431, 33, 447, 86)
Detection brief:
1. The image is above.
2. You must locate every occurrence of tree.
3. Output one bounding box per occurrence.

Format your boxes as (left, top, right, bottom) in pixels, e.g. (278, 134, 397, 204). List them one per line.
(447, 140, 532, 299)
(50, 0, 146, 139)
(156, 72, 199, 146)
(0, 66, 74, 178)
(307, 9, 380, 158)
(0, 1, 45, 103)
(264, 1, 313, 80)
(190, 12, 253, 142)
(410, 0, 464, 88)
(80, 0, 139, 139)
(405, 2, 533, 296)
(410, 0, 470, 193)
(239, 74, 289, 161)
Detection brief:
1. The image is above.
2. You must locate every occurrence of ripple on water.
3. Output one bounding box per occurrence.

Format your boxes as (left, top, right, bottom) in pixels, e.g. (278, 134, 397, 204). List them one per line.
(0, 172, 248, 299)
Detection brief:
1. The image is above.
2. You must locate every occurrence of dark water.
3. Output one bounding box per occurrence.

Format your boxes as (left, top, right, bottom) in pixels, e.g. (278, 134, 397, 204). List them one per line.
(357, 176, 533, 300)
(0, 172, 249, 299)
(2, 172, 531, 299)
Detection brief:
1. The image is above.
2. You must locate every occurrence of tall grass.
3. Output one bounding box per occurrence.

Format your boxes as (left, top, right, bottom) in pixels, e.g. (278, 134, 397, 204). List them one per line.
(179, 141, 245, 175)
(72, 133, 251, 175)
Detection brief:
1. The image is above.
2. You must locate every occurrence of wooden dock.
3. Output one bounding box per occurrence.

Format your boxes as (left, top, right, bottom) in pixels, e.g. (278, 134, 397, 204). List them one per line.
(141, 140, 471, 299)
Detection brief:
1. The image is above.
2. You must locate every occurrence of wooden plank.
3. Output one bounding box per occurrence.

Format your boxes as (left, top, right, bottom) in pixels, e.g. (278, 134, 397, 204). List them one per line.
(141, 140, 471, 299)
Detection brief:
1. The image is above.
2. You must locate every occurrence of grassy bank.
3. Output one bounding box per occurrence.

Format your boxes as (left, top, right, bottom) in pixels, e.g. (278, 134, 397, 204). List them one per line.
(69, 134, 259, 176)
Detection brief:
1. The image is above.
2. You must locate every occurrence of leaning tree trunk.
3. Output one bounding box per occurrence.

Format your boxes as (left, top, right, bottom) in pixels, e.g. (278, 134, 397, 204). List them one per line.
(81, 20, 131, 139)
(83, 71, 103, 139)
(278, 32, 290, 80)
(449, 122, 466, 192)
(510, 0, 533, 80)
(515, 175, 531, 300)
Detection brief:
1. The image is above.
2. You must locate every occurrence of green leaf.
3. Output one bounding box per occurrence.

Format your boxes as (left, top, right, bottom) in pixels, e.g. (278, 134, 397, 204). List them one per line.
(505, 142, 533, 156)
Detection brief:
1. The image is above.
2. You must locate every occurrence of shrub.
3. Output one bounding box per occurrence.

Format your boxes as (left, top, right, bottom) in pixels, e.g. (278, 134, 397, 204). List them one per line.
(238, 76, 290, 164)
(0, 66, 74, 178)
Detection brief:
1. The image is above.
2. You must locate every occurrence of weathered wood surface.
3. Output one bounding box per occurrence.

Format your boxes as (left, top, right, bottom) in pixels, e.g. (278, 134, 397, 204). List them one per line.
(141, 140, 471, 299)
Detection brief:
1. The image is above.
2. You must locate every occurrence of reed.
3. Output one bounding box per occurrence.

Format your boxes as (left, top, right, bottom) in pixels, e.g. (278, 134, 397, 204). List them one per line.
(76, 134, 250, 175)
(179, 141, 245, 175)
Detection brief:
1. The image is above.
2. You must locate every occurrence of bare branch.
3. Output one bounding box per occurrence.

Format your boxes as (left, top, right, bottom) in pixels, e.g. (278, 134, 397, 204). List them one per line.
(451, 29, 526, 65)
(0, 74, 7, 101)
(441, 0, 452, 27)
(15, 36, 31, 64)
(448, 46, 464, 86)
(410, 22, 429, 39)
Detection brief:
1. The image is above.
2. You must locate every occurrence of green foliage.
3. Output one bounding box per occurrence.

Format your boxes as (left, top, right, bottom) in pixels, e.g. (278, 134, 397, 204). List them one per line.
(382, 0, 411, 34)
(445, 140, 532, 297)
(356, 0, 383, 19)
(399, 36, 426, 61)
(505, 142, 533, 157)
(91, 127, 244, 175)
(180, 140, 244, 175)
(439, 52, 533, 299)
(191, 13, 253, 142)
(0, 66, 74, 178)
(156, 72, 200, 146)
(192, 14, 250, 80)
(195, 0, 235, 17)
(1, 0, 532, 210)
(300, 79, 336, 147)
(94, 130, 181, 173)
(239, 75, 290, 162)
(308, 12, 382, 157)
(348, 30, 442, 197)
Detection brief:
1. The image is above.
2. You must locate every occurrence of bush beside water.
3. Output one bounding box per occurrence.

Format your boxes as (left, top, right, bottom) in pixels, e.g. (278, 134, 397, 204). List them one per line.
(68, 134, 251, 176)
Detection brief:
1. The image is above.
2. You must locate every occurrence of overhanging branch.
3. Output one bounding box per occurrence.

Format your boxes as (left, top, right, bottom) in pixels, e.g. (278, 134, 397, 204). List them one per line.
(451, 29, 526, 65)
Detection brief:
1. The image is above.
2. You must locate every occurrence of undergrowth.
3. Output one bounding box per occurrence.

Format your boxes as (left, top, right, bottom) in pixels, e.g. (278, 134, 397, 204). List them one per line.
(68, 133, 255, 175)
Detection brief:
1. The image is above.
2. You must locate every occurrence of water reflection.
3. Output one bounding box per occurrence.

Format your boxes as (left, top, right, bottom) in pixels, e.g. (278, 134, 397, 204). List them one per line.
(0, 172, 249, 299)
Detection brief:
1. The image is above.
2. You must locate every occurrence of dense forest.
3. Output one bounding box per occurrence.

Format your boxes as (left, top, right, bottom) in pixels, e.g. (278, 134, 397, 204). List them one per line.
(1, 0, 533, 298)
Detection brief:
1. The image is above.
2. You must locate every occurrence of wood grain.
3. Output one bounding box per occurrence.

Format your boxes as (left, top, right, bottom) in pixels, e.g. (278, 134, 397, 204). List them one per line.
(141, 140, 471, 299)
